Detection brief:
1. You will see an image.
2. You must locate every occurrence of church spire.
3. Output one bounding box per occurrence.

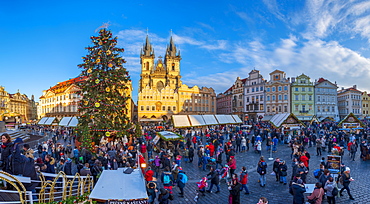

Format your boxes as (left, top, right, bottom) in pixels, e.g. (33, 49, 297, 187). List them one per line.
(142, 34, 154, 57)
(166, 36, 178, 57)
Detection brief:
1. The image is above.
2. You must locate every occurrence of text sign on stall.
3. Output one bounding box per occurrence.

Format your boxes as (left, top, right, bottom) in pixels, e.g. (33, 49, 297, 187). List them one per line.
(108, 200, 148, 204)
(327, 155, 341, 172)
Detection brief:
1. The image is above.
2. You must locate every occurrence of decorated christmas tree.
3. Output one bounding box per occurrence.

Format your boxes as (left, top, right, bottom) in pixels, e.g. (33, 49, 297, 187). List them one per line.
(77, 28, 132, 151)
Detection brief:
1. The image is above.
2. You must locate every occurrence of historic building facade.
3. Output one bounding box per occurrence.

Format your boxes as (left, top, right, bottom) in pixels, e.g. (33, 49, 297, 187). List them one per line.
(231, 77, 246, 120)
(361, 91, 370, 119)
(337, 85, 362, 120)
(137, 36, 216, 122)
(244, 70, 265, 122)
(0, 86, 37, 123)
(39, 76, 133, 121)
(265, 70, 291, 115)
(314, 78, 339, 121)
(291, 74, 315, 121)
(216, 86, 233, 115)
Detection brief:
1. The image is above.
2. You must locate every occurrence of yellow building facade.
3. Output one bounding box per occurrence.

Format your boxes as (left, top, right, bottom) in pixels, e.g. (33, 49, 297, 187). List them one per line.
(138, 36, 216, 122)
(362, 91, 370, 118)
(39, 76, 133, 121)
(0, 86, 37, 123)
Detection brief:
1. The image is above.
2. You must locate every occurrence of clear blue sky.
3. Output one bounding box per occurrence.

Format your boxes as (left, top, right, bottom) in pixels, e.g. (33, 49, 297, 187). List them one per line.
(1, 0, 370, 103)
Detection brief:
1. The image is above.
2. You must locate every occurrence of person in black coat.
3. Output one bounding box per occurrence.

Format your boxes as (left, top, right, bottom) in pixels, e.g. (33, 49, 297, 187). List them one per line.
(291, 179, 306, 204)
(228, 173, 242, 204)
(158, 188, 170, 204)
(146, 182, 158, 204)
(188, 146, 194, 163)
(206, 167, 220, 193)
(1, 133, 13, 173)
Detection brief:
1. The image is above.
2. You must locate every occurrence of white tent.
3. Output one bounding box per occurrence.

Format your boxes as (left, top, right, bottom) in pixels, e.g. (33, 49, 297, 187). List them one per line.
(232, 115, 243, 123)
(89, 168, 148, 202)
(188, 115, 206, 126)
(202, 115, 219, 125)
(37, 117, 49, 125)
(43, 117, 56, 125)
(59, 117, 72, 126)
(172, 115, 191, 127)
(68, 117, 78, 127)
(157, 131, 183, 140)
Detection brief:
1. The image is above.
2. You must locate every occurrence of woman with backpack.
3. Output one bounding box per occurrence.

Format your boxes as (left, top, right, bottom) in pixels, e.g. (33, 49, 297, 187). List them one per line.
(177, 169, 187, 197)
(324, 177, 337, 204)
(257, 156, 267, 187)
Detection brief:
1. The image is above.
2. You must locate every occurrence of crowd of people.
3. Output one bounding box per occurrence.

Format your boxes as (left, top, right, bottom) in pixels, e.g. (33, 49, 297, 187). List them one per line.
(0, 120, 369, 203)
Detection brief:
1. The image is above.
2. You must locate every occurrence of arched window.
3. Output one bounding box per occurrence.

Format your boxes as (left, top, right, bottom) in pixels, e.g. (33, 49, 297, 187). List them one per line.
(146, 62, 149, 70)
(172, 63, 175, 71)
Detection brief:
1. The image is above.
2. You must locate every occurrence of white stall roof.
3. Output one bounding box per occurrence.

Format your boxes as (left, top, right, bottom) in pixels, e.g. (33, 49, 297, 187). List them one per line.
(43, 117, 56, 125)
(37, 117, 49, 125)
(232, 115, 243, 123)
(188, 115, 206, 126)
(215, 115, 230, 124)
(172, 115, 191, 127)
(225, 115, 238, 123)
(68, 117, 78, 127)
(89, 169, 148, 201)
(59, 117, 72, 126)
(270, 113, 290, 127)
(203, 115, 219, 125)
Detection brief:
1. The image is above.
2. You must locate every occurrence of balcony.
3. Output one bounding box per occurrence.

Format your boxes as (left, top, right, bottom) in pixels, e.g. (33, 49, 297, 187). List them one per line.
(299, 110, 309, 113)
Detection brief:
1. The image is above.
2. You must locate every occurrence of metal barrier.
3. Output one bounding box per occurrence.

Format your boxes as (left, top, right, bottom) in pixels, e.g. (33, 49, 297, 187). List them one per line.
(0, 171, 93, 204)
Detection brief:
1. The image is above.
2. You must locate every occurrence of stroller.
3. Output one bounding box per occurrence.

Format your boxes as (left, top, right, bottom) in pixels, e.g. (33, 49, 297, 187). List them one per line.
(219, 165, 230, 182)
(206, 157, 216, 170)
(194, 177, 208, 202)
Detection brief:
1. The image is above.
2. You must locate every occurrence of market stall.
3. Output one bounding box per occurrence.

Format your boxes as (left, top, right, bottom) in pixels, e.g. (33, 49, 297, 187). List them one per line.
(153, 131, 184, 151)
(89, 168, 149, 204)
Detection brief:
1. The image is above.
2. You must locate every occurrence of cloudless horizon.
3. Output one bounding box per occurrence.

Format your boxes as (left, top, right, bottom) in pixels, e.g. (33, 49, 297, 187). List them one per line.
(1, 0, 370, 103)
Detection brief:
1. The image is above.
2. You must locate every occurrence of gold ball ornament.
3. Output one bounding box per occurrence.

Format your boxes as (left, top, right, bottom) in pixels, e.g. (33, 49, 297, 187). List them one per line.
(95, 79, 100, 84)
(106, 87, 111, 92)
(87, 68, 92, 73)
(106, 50, 112, 55)
(96, 58, 101, 63)
(84, 101, 88, 105)
(95, 102, 100, 108)
(105, 132, 111, 137)
(108, 63, 113, 67)
(98, 41, 103, 45)
(98, 50, 102, 54)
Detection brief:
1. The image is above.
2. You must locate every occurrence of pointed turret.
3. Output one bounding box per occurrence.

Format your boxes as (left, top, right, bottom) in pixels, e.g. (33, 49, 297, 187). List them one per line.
(166, 36, 177, 57)
(141, 35, 154, 57)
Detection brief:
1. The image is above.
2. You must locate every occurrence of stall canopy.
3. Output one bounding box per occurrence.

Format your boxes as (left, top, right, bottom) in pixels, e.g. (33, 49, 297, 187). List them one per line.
(68, 117, 78, 127)
(59, 117, 72, 126)
(89, 168, 148, 202)
(41, 117, 56, 125)
(172, 115, 191, 128)
(269, 113, 304, 128)
(188, 115, 206, 126)
(37, 117, 49, 125)
(157, 131, 183, 140)
(261, 115, 273, 122)
(172, 115, 242, 128)
(338, 113, 364, 129)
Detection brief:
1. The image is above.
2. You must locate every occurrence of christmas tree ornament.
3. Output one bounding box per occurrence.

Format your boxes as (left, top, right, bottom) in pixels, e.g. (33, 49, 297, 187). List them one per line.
(108, 63, 113, 67)
(95, 79, 100, 84)
(95, 102, 100, 108)
(87, 68, 92, 73)
(96, 58, 101, 63)
(98, 41, 103, 45)
(84, 101, 88, 105)
(105, 132, 111, 137)
(106, 87, 111, 92)
(106, 50, 112, 55)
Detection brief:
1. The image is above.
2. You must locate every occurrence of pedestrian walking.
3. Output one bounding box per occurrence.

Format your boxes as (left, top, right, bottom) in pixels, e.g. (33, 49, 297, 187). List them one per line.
(239, 166, 250, 194)
(290, 179, 306, 204)
(257, 156, 267, 187)
(324, 177, 337, 204)
(177, 169, 188, 197)
(228, 173, 241, 204)
(339, 167, 354, 200)
(206, 166, 220, 193)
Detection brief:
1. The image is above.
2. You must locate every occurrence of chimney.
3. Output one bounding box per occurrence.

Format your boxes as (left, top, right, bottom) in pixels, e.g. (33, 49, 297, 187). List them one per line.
(353, 85, 357, 89)
(291, 77, 295, 83)
(342, 87, 344, 90)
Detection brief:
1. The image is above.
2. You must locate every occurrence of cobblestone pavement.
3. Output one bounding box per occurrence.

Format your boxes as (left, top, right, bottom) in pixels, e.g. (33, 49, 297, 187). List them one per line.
(163, 143, 370, 204)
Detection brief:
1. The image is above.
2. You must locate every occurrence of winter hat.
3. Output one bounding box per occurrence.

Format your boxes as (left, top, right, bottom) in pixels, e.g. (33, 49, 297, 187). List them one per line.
(14, 137, 23, 144)
(297, 179, 303, 184)
(345, 167, 351, 172)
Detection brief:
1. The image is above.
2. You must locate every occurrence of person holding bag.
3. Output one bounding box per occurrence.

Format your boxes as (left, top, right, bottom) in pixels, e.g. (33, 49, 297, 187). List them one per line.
(307, 182, 324, 204)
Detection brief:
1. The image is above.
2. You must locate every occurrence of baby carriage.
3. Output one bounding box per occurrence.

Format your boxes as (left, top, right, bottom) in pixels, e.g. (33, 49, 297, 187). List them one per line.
(194, 177, 208, 202)
(219, 165, 230, 182)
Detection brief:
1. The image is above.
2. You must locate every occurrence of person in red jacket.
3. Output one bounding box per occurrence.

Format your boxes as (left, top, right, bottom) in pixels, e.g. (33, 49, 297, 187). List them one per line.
(228, 156, 237, 176)
(145, 167, 155, 182)
(209, 143, 215, 157)
(299, 153, 309, 169)
(239, 166, 250, 194)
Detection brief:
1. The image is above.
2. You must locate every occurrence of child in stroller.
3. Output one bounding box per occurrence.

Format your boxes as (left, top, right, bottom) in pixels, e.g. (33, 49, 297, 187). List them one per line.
(194, 177, 208, 202)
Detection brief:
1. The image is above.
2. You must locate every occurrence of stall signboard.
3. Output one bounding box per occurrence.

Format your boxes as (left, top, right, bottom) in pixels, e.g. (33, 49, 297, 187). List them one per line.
(327, 155, 341, 172)
(153, 135, 160, 144)
(343, 123, 360, 129)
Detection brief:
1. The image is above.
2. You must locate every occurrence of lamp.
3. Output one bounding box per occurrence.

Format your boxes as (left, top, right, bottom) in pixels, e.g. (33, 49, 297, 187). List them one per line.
(140, 163, 147, 169)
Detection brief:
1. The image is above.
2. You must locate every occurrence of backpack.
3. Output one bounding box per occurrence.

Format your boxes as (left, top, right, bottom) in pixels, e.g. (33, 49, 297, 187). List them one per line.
(163, 174, 171, 184)
(179, 173, 188, 184)
(332, 186, 338, 196)
(313, 169, 321, 178)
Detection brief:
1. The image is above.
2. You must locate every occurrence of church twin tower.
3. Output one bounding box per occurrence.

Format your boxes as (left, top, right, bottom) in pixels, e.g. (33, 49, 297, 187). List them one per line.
(138, 34, 216, 122)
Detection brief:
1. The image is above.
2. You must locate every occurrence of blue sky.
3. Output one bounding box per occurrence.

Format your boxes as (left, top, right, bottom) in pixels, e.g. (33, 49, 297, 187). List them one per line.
(1, 0, 370, 103)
